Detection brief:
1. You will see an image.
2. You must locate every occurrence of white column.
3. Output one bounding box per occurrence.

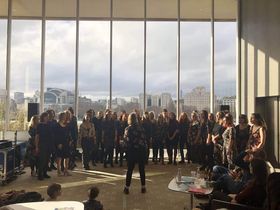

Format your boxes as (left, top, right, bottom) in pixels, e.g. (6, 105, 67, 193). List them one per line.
(177, 0, 181, 118)
(236, 0, 241, 122)
(143, 0, 147, 112)
(74, 0, 80, 116)
(40, 0, 46, 113)
(210, 0, 215, 113)
(109, 0, 113, 109)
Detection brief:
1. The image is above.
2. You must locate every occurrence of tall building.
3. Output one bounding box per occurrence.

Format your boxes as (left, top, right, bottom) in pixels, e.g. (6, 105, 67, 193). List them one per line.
(184, 87, 213, 111)
(221, 96, 236, 115)
(14, 92, 24, 104)
(160, 93, 172, 109)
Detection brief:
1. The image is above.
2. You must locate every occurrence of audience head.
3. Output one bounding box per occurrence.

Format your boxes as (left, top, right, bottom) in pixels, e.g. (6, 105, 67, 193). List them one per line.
(112, 112, 118, 120)
(88, 186, 100, 201)
(29, 115, 39, 128)
(64, 110, 72, 123)
(128, 112, 138, 126)
(250, 113, 267, 130)
(83, 112, 91, 123)
(97, 111, 103, 119)
(104, 110, 112, 120)
(267, 173, 280, 210)
(162, 109, 168, 119)
(40, 112, 49, 123)
(142, 111, 149, 120)
(157, 114, 164, 124)
(250, 158, 268, 186)
(239, 114, 249, 124)
(47, 183, 62, 200)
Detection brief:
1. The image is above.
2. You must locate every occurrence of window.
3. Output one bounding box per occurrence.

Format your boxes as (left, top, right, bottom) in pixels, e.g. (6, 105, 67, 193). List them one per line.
(9, 20, 41, 131)
(146, 21, 177, 116)
(181, 22, 211, 115)
(112, 21, 144, 114)
(45, 21, 76, 115)
(79, 21, 110, 119)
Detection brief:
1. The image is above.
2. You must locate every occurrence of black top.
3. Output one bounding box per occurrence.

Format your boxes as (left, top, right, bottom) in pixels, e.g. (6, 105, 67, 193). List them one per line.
(68, 116, 78, 141)
(102, 119, 115, 147)
(142, 119, 152, 140)
(178, 121, 189, 140)
(36, 123, 52, 150)
(83, 199, 103, 210)
(53, 123, 70, 146)
(168, 119, 179, 139)
(235, 124, 250, 153)
(212, 123, 225, 145)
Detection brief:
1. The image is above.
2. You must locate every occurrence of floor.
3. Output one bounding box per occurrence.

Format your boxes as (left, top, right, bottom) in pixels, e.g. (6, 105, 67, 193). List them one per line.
(0, 159, 207, 210)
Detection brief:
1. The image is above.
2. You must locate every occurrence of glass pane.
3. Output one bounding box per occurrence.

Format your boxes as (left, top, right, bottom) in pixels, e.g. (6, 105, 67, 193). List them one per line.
(112, 21, 144, 114)
(80, 0, 110, 18)
(0, 0, 8, 17)
(214, 22, 237, 117)
(46, 0, 76, 18)
(10, 20, 41, 131)
(45, 21, 76, 114)
(146, 21, 177, 116)
(79, 21, 110, 119)
(147, 0, 177, 19)
(113, 0, 144, 19)
(181, 22, 211, 115)
(0, 20, 7, 134)
(12, 0, 42, 17)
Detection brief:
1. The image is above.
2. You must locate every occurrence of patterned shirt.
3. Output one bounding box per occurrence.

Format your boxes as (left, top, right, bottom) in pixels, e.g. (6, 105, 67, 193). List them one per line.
(124, 124, 147, 150)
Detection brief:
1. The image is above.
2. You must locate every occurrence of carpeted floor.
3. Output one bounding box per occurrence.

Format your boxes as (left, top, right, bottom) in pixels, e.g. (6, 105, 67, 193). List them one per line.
(0, 160, 208, 210)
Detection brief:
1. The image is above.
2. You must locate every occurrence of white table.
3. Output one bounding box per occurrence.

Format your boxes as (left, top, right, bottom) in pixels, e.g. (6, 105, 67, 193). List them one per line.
(168, 176, 213, 210)
(7, 201, 84, 210)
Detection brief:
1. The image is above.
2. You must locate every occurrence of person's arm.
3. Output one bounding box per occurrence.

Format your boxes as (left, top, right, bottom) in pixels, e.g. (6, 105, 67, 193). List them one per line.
(228, 127, 234, 154)
(35, 134, 39, 154)
(91, 124, 96, 143)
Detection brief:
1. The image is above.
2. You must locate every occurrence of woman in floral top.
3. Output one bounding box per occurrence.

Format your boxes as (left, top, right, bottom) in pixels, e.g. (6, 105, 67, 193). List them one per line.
(222, 114, 237, 169)
(123, 112, 147, 195)
(79, 112, 96, 170)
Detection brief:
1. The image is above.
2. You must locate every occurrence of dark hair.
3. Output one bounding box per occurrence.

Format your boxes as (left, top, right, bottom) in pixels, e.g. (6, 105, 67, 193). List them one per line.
(88, 186, 99, 200)
(239, 114, 248, 124)
(162, 109, 168, 113)
(216, 111, 225, 122)
(251, 158, 268, 186)
(40, 112, 49, 123)
(47, 183, 61, 199)
(67, 107, 74, 115)
(200, 110, 208, 123)
(251, 113, 267, 130)
(224, 113, 234, 127)
(179, 112, 189, 124)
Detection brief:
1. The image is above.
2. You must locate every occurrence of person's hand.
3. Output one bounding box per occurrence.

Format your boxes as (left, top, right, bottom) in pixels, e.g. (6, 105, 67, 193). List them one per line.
(58, 144, 63, 149)
(228, 194, 236, 199)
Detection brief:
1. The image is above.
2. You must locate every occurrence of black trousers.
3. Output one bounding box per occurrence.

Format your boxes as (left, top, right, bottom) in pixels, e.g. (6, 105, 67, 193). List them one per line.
(38, 149, 49, 177)
(81, 138, 93, 168)
(166, 139, 178, 162)
(104, 146, 114, 166)
(179, 137, 186, 162)
(125, 148, 146, 187)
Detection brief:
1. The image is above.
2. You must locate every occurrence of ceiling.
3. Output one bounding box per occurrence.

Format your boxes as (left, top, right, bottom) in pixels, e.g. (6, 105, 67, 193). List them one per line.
(0, 0, 237, 20)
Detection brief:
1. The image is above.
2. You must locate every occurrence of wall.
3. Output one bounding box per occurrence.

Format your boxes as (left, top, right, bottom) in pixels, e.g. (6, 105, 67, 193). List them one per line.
(240, 0, 280, 115)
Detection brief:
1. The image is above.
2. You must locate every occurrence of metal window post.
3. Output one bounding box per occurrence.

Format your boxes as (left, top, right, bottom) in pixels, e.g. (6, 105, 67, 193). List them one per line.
(109, 0, 113, 109)
(5, 0, 12, 133)
(74, 0, 80, 116)
(177, 0, 181, 118)
(210, 0, 215, 113)
(143, 0, 147, 112)
(40, 0, 46, 113)
(236, 0, 241, 122)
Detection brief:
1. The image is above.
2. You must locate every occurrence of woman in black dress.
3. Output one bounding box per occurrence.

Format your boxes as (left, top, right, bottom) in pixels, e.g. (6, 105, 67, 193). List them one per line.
(35, 112, 52, 180)
(54, 112, 71, 176)
(178, 112, 190, 164)
(123, 112, 147, 194)
(167, 112, 179, 165)
(235, 114, 250, 154)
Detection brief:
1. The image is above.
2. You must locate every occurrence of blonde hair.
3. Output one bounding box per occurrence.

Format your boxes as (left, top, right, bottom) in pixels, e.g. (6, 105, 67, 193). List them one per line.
(128, 112, 138, 125)
(29, 115, 39, 128)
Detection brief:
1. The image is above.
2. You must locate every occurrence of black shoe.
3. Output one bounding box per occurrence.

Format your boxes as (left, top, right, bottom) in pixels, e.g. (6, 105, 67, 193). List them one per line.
(173, 161, 177, 166)
(111, 164, 114, 168)
(179, 160, 185, 164)
(44, 174, 51, 179)
(84, 166, 90, 170)
(141, 187, 146, 193)
(47, 167, 52, 172)
(104, 164, 107, 168)
(123, 187, 129, 195)
(167, 161, 172, 165)
(38, 176, 44, 181)
(92, 163, 97, 167)
(115, 160, 119, 164)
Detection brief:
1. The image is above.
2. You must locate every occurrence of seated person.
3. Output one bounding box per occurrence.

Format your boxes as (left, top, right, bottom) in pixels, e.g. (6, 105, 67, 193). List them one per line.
(46, 183, 62, 201)
(211, 158, 268, 208)
(83, 186, 103, 210)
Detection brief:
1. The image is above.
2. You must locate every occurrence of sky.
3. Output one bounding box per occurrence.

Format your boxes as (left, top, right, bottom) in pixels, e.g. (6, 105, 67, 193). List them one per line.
(0, 19, 236, 101)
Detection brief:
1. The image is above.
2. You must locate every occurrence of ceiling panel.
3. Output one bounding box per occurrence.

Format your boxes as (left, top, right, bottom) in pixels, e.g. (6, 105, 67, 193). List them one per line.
(147, 0, 178, 19)
(181, 0, 211, 20)
(215, 0, 237, 20)
(0, 0, 8, 16)
(80, 0, 110, 18)
(12, 0, 42, 17)
(46, 0, 76, 18)
(113, 0, 144, 19)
